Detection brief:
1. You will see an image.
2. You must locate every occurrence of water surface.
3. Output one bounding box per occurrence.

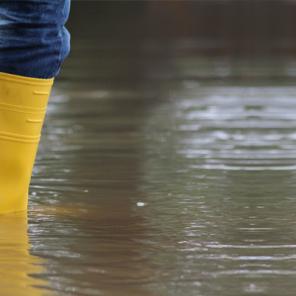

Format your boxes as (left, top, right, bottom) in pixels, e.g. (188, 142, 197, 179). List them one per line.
(3, 35, 296, 296)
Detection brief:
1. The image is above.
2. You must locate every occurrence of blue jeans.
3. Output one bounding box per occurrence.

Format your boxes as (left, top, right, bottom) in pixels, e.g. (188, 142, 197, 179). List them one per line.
(0, 0, 71, 79)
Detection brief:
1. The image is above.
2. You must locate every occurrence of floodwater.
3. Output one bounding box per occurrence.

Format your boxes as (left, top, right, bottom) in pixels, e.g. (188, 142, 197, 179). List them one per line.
(3, 21, 296, 296)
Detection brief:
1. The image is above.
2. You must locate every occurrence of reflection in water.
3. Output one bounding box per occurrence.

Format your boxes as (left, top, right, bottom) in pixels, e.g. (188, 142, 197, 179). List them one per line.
(140, 80, 296, 295)
(0, 213, 49, 295)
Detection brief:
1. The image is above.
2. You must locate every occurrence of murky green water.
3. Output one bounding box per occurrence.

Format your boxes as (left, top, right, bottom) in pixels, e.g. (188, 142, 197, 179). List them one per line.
(3, 25, 296, 296)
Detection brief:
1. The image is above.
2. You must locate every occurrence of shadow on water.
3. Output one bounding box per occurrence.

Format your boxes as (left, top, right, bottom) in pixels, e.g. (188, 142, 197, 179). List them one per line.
(26, 30, 166, 294)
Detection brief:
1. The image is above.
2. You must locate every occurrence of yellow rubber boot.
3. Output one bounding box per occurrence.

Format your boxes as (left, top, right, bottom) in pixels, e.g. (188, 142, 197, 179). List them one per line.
(0, 72, 54, 214)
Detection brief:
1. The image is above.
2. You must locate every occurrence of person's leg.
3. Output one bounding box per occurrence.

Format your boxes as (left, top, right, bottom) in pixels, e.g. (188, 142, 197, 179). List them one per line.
(0, 0, 71, 78)
(0, 1, 71, 213)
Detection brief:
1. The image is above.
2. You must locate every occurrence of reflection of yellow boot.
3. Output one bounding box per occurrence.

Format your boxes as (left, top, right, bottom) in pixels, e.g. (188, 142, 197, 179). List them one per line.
(0, 72, 54, 213)
(0, 213, 49, 295)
